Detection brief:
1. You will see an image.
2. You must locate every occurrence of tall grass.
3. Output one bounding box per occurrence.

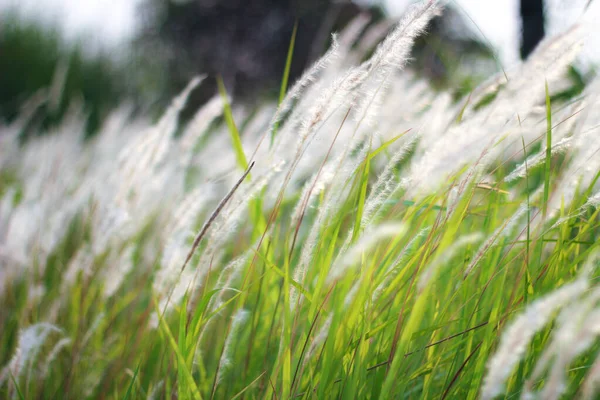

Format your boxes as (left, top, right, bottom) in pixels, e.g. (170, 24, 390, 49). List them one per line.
(1, 1, 600, 398)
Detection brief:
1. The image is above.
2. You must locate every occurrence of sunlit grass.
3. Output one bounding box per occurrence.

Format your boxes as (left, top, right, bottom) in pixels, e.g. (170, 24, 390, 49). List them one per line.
(1, 2, 600, 399)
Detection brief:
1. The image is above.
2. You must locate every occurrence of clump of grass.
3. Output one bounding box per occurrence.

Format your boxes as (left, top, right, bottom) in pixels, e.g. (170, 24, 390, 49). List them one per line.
(1, 1, 600, 399)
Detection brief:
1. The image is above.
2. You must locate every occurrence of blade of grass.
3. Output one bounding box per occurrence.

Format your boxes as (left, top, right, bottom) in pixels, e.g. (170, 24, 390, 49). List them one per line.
(252, 247, 312, 302)
(270, 21, 297, 146)
(352, 138, 372, 241)
(217, 76, 248, 170)
(10, 373, 25, 400)
(543, 80, 552, 220)
(230, 371, 266, 400)
(279, 22, 297, 107)
(122, 363, 140, 400)
(180, 161, 254, 274)
(179, 295, 189, 399)
(455, 91, 472, 124)
(153, 298, 202, 400)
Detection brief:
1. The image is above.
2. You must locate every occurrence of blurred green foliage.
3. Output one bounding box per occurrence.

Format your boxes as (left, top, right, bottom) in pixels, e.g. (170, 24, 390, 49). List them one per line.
(0, 12, 125, 136)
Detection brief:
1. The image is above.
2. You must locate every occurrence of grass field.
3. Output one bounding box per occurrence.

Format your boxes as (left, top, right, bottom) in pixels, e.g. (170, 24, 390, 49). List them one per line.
(1, 1, 600, 399)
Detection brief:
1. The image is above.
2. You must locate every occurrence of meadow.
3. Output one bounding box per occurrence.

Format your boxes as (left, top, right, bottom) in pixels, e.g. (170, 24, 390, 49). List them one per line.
(1, 1, 600, 398)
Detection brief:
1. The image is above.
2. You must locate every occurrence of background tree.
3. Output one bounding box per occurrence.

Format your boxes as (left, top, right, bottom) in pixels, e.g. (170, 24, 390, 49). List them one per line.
(0, 13, 126, 136)
(520, 0, 545, 59)
(136, 0, 382, 107)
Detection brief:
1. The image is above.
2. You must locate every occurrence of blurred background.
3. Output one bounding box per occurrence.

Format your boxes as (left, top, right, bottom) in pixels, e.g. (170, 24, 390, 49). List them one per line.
(0, 0, 598, 136)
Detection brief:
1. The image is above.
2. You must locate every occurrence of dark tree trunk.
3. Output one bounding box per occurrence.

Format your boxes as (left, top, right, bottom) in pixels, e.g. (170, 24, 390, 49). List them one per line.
(520, 0, 545, 59)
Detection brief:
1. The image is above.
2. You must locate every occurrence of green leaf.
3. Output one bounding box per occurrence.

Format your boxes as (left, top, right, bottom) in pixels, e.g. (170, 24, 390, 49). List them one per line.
(217, 76, 248, 170)
(279, 22, 297, 107)
(352, 140, 372, 241)
(153, 297, 203, 400)
(271, 21, 298, 145)
(123, 363, 140, 400)
(179, 295, 189, 399)
(9, 372, 24, 400)
(543, 80, 552, 220)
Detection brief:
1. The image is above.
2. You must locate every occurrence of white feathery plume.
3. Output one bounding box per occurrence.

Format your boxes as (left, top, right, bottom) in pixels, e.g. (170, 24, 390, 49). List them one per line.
(92, 203, 131, 255)
(61, 245, 94, 292)
(102, 246, 134, 298)
(338, 13, 371, 50)
(546, 76, 600, 215)
(115, 76, 203, 210)
(528, 299, 600, 400)
(191, 164, 278, 278)
(354, 19, 395, 63)
(304, 314, 333, 366)
(583, 356, 600, 400)
(550, 189, 600, 229)
(277, 68, 368, 187)
(0, 187, 16, 239)
(26, 284, 46, 309)
(146, 381, 164, 400)
(290, 164, 336, 229)
(291, 141, 371, 308)
(586, 190, 600, 208)
(405, 25, 583, 195)
(361, 132, 419, 227)
(326, 222, 406, 284)
(486, 25, 584, 132)
(519, 251, 600, 399)
(0, 323, 62, 385)
(344, 280, 362, 308)
(81, 313, 106, 349)
(481, 276, 590, 400)
(204, 245, 257, 320)
(504, 136, 573, 182)
(273, 2, 439, 196)
(40, 337, 72, 378)
(464, 203, 529, 278)
(372, 226, 430, 303)
(352, 1, 440, 121)
(2, 5, 600, 399)
(365, 1, 439, 73)
(266, 35, 341, 139)
(155, 163, 271, 312)
(418, 233, 483, 292)
(154, 185, 216, 298)
(179, 95, 223, 155)
(215, 309, 249, 385)
(445, 185, 461, 220)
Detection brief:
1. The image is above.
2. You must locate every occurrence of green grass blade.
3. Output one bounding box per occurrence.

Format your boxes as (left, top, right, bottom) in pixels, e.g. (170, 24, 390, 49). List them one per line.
(543, 80, 552, 220)
(217, 76, 248, 170)
(9, 373, 25, 400)
(455, 92, 472, 123)
(270, 22, 298, 146)
(154, 298, 203, 400)
(367, 129, 411, 163)
(352, 141, 372, 241)
(230, 371, 266, 400)
(179, 295, 189, 399)
(122, 363, 140, 400)
(279, 21, 297, 107)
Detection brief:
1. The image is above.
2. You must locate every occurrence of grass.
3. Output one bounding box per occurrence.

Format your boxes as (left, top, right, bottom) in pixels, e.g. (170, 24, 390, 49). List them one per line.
(1, 148, 598, 399)
(1, 1, 600, 399)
